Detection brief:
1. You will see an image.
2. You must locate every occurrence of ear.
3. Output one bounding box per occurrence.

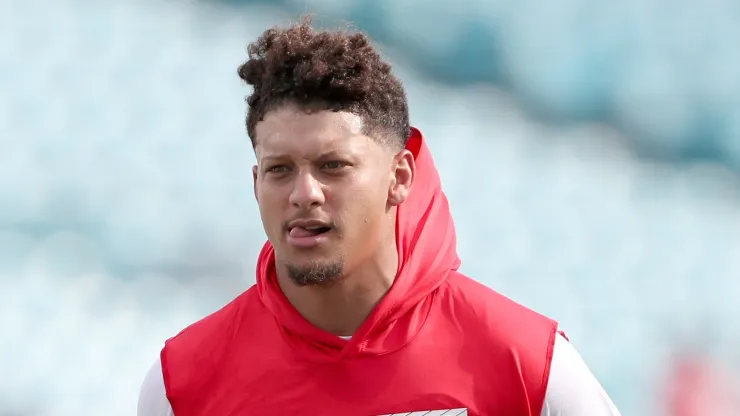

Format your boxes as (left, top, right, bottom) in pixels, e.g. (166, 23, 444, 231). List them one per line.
(252, 165, 259, 202)
(388, 149, 415, 206)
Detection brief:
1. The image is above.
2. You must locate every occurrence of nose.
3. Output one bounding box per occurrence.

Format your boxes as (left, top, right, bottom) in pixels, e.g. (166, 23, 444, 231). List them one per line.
(289, 170, 325, 209)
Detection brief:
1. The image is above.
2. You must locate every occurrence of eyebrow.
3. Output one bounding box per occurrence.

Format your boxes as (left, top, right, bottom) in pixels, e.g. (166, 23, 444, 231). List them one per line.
(259, 150, 349, 164)
(259, 155, 286, 164)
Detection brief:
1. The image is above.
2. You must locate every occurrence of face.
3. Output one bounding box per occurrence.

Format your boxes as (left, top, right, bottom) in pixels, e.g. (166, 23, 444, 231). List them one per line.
(253, 105, 414, 287)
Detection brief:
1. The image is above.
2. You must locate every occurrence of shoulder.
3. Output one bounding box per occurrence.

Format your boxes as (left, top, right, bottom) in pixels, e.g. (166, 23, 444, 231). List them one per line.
(445, 271, 546, 313)
(440, 272, 559, 413)
(137, 356, 174, 416)
(541, 333, 622, 416)
(165, 286, 259, 351)
(442, 271, 558, 340)
(161, 287, 261, 394)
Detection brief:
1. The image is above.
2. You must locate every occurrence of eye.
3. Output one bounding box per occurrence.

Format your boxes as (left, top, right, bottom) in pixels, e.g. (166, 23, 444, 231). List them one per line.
(266, 165, 290, 174)
(322, 161, 348, 170)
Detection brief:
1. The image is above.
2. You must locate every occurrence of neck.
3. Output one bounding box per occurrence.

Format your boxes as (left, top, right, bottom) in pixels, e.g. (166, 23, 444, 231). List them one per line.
(277, 238, 398, 337)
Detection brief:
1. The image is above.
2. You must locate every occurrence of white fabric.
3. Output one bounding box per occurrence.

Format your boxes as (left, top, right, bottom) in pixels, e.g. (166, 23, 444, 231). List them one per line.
(137, 333, 620, 416)
(138, 358, 174, 416)
(540, 334, 621, 416)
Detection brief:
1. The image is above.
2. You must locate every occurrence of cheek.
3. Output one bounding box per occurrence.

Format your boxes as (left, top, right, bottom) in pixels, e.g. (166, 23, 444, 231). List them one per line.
(338, 186, 386, 235)
(257, 191, 285, 229)
(257, 183, 287, 207)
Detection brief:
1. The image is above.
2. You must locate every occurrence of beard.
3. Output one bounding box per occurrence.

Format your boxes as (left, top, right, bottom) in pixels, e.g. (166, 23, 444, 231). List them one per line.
(286, 257, 345, 287)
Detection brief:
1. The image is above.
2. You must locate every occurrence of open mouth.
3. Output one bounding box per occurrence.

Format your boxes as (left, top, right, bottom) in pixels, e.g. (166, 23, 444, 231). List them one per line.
(289, 226, 332, 238)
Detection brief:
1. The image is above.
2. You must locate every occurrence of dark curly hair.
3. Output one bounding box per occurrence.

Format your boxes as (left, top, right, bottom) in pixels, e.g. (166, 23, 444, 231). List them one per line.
(237, 17, 410, 149)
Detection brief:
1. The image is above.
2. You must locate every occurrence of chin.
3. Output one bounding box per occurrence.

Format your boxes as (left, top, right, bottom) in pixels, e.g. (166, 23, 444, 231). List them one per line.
(284, 256, 346, 287)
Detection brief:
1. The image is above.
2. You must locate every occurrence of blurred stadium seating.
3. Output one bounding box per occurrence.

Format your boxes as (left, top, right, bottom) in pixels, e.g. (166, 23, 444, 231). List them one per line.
(239, 0, 740, 165)
(1, 0, 739, 414)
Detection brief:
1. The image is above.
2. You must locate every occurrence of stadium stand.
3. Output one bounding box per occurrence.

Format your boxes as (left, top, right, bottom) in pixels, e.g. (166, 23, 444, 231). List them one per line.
(1, 0, 738, 414)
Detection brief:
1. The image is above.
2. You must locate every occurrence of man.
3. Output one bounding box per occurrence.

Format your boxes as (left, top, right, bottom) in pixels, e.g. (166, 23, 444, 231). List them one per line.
(138, 18, 621, 415)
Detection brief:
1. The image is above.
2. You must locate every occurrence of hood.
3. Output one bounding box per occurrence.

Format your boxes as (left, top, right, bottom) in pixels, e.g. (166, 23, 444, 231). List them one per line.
(256, 127, 461, 362)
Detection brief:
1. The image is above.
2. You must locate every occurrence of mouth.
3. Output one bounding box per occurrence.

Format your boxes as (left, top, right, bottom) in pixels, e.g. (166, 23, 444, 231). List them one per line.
(286, 223, 333, 249)
(288, 225, 332, 238)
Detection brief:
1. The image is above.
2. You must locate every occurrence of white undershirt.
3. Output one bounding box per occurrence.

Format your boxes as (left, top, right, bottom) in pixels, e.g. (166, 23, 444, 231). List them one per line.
(137, 333, 621, 415)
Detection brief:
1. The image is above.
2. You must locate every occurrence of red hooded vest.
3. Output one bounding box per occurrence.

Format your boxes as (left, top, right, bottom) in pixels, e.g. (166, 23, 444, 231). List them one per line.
(161, 128, 559, 415)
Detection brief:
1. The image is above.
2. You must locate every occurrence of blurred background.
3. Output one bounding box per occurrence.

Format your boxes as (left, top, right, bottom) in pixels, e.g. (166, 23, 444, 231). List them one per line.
(2, 0, 740, 414)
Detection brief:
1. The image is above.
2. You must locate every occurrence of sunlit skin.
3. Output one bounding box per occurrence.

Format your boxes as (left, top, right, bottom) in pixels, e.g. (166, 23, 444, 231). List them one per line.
(252, 104, 415, 336)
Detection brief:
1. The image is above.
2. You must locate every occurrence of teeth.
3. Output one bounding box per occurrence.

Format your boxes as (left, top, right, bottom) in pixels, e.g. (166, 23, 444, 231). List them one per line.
(306, 226, 323, 230)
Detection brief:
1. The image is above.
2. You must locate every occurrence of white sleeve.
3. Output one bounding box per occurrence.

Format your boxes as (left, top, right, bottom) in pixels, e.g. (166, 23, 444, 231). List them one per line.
(137, 355, 175, 416)
(541, 333, 621, 416)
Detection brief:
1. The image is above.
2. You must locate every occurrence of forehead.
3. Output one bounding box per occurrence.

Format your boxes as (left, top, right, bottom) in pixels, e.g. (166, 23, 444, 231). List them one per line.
(254, 107, 380, 159)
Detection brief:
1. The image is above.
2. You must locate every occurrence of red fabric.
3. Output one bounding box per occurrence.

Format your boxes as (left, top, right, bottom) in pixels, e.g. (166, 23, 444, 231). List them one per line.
(664, 353, 740, 416)
(162, 128, 558, 415)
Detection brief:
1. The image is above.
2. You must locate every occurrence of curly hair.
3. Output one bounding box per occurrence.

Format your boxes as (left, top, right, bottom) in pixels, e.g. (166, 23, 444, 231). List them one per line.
(237, 17, 410, 149)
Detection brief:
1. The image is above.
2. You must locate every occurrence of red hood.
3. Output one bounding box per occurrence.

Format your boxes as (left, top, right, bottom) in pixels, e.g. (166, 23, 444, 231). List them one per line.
(256, 127, 461, 361)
